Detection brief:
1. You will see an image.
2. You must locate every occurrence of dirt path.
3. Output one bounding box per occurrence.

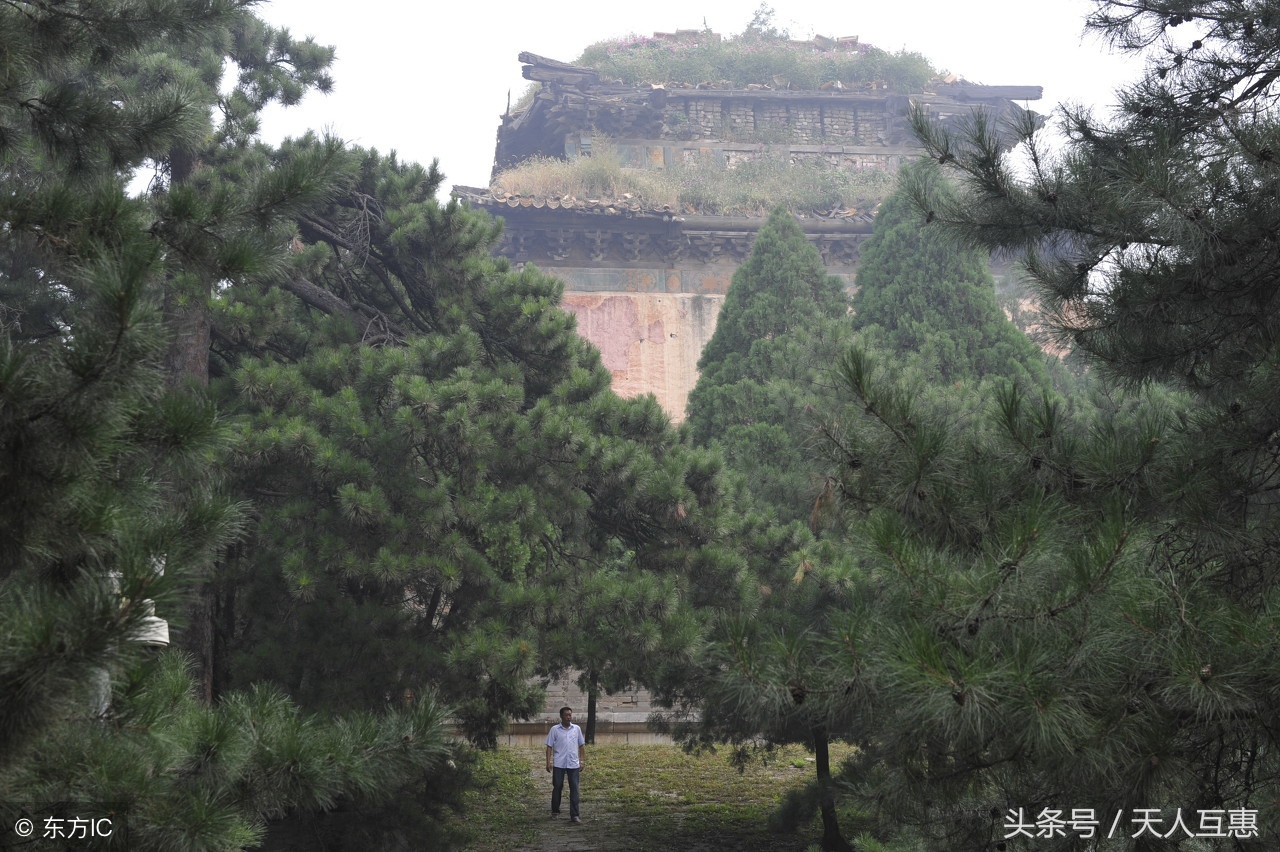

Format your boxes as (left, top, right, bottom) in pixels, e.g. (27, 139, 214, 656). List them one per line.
(515, 749, 638, 852)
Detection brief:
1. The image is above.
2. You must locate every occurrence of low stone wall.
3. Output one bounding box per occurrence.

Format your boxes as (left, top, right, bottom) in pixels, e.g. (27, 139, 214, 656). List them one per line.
(505, 671, 673, 746)
(499, 729, 672, 746)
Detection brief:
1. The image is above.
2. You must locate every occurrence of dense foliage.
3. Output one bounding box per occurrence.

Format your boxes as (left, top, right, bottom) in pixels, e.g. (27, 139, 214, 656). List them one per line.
(2, 2, 737, 848)
(852, 167, 1054, 389)
(787, 0, 1280, 846)
(676, 195, 1064, 851)
(685, 208, 852, 522)
(0, 3, 459, 850)
(20, 1, 1280, 850)
(213, 148, 730, 751)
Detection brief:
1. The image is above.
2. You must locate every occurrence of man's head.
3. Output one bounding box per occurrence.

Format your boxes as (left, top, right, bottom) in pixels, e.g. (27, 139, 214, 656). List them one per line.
(559, 706, 573, 726)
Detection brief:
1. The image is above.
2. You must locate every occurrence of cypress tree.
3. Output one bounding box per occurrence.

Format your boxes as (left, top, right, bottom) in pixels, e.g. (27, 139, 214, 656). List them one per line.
(852, 166, 1053, 388)
(678, 207, 860, 850)
(693, 206, 848, 397)
(686, 206, 853, 524)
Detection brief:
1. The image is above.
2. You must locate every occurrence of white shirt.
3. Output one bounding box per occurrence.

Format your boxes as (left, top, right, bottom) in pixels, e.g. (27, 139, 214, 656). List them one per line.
(546, 722, 584, 768)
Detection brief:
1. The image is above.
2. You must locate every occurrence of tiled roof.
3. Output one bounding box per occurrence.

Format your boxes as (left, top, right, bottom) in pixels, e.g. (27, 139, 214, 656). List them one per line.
(452, 185, 875, 224)
(453, 186, 674, 217)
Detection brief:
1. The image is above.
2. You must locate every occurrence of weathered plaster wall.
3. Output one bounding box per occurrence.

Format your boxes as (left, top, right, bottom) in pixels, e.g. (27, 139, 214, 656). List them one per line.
(544, 261, 858, 420)
(560, 289, 723, 422)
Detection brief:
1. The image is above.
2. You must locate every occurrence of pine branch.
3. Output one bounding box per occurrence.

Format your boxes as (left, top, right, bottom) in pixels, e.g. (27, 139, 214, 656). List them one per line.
(278, 274, 405, 346)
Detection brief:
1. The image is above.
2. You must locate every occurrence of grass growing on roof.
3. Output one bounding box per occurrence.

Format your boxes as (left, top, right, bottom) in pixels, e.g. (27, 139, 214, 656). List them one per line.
(576, 31, 935, 93)
(491, 140, 894, 217)
(512, 22, 939, 113)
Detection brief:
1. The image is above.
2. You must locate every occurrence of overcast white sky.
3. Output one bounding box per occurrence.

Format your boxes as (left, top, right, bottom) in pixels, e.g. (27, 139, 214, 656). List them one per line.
(254, 0, 1146, 193)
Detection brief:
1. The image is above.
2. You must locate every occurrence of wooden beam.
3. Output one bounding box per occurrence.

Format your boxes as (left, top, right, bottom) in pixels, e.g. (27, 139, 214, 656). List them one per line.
(933, 83, 1043, 101)
(523, 66, 598, 85)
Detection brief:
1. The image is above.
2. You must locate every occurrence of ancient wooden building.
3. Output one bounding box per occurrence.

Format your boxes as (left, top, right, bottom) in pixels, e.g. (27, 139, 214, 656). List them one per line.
(456, 39, 1042, 421)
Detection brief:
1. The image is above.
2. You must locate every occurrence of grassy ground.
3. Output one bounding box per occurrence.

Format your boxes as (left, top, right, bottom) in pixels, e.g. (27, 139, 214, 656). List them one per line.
(452, 742, 859, 851)
(451, 747, 541, 850)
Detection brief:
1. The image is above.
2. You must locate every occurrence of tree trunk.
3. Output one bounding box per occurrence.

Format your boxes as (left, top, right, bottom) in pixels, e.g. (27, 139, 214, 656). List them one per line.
(165, 285, 215, 702)
(161, 286, 210, 389)
(585, 670, 598, 745)
(211, 580, 235, 701)
(813, 724, 852, 852)
(160, 146, 211, 391)
(182, 581, 216, 704)
(160, 145, 221, 704)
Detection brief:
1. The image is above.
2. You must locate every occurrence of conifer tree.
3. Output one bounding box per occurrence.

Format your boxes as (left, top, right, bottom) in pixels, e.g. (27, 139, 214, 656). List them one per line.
(678, 208, 860, 850)
(131, 4, 342, 701)
(1, 4, 460, 848)
(540, 553, 699, 744)
(773, 0, 1280, 846)
(1, 0, 247, 778)
(686, 207, 853, 523)
(794, 346, 1188, 848)
(212, 146, 731, 751)
(692, 207, 849, 401)
(852, 167, 1053, 389)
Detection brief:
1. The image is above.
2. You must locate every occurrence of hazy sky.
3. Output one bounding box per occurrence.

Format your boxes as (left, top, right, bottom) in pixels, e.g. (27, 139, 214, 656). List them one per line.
(254, 0, 1146, 192)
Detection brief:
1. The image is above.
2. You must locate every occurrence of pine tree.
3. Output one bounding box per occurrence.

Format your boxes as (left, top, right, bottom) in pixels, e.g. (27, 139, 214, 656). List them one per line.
(663, 516, 863, 852)
(0, 0, 247, 779)
(540, 549, 698, 744)
(211, 146, 731, 752)
(132, 8, 342, 702)
(793, 345, 1190, 848)
(1, 5, 460, 848)
(776, 0, 1280, 846)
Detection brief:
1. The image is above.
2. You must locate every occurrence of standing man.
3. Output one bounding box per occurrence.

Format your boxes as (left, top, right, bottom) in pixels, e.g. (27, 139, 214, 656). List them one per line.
(545, 705, 586, 823)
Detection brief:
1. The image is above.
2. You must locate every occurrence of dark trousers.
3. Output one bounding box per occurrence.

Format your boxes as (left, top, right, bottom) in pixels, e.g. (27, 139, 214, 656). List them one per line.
(551, 766, 580, 818)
